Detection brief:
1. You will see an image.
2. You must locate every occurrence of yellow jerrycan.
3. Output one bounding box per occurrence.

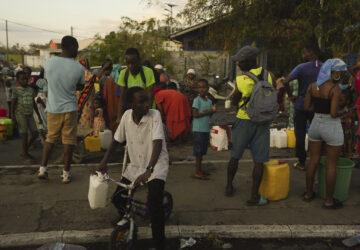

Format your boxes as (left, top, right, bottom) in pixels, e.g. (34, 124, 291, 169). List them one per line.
(286, 130, 296, 148)
(259, 160, 290, 201)
(85, 135, 101, 152)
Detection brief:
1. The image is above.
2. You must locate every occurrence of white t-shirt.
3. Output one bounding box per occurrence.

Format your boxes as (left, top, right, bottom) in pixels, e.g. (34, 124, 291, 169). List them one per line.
(114, 109, 169, 182)
(44, 57, 85, 114)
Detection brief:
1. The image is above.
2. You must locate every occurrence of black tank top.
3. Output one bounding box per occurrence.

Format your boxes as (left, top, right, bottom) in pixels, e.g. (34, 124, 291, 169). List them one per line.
(311, 84, 336, 114)
(311, 97, 331, 114)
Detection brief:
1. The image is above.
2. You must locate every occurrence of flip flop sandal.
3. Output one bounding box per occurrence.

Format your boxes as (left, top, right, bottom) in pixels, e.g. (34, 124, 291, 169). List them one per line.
(193, 173, 210, 180)
(302, 192, 316, 202)
(322, 199, 343, 210)
(201, 171, 211, 176)
(247, 198, 260, 206)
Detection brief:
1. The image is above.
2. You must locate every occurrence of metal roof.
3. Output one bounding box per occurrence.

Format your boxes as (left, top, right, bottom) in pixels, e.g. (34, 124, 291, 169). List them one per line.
(169, 19, 216, 40)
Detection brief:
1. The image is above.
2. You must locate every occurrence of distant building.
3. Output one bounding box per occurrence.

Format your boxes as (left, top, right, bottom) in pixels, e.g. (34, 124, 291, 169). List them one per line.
(49, 39, 62, 50)
(162, 40, 182, 52)
(24, 38, 103, 68)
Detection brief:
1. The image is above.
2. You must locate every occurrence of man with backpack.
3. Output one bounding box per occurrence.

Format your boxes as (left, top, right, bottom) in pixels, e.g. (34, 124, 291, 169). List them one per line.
(225, 45, 277, 205)
(116, 48, 155, 122)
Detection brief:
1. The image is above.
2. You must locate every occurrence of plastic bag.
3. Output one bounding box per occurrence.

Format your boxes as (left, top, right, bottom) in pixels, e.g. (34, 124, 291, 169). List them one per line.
(37, 243, 87, 250)
(180, 237, 196, 248)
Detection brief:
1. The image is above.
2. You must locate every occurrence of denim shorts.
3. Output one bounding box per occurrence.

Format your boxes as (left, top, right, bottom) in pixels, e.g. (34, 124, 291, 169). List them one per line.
(193, 132, 210, 157)
(308, 113, 344, 146)
(231, 118, 270, 163)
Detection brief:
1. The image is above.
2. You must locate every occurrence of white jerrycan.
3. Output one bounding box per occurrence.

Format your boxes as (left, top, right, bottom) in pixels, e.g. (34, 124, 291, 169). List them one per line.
(270, 129, 276, 148)
(99, 129, 113, 150)
(280, 129, 288, 148)
(88, 171, 109, 209)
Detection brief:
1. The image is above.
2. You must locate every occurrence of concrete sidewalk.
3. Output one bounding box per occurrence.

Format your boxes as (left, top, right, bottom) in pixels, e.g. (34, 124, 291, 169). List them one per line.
(1, 154, 360, 237)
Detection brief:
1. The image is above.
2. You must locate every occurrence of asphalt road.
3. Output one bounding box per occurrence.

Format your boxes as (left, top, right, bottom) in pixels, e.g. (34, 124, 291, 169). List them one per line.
(4, 238, 352, 250)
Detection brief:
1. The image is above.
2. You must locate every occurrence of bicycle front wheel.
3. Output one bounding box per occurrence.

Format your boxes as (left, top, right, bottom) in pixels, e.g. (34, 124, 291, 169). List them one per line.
(109, 223, 137, 250)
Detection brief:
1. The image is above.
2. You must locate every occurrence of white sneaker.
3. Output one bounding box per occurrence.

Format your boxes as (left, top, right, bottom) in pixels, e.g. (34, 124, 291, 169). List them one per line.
(38, 166, 48, 179)
(61, 171, 71, 184)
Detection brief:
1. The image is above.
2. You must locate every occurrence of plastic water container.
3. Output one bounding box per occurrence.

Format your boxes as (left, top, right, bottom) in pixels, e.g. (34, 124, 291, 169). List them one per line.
(260, 161, 290, 201)
(270, 129, 277, 148)
(0, 118, 13, 137)
(99, 129, 113, 150)
(0, 109, 6, 117)
(85, 135, 101, 152)
(305, 134, 309, 151)
(318, 157, 355, 202)
(225, 99, 231, 109)
(94, 83, 100, 93)
(275, 129, 287, 148)
(88, 172, 109, 209)
(265, 159, 279, 166)
(0, 124, 6, 140)
(286, 130, 296, 148)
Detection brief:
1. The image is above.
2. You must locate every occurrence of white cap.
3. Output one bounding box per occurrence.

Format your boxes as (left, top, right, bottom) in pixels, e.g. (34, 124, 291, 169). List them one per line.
(154, 64, 163, 70)
(187, 69, 196, 75)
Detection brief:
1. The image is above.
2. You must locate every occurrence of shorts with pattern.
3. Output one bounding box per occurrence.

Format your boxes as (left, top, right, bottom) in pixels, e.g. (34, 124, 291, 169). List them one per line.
(16, 113, 38, 134)
(46, 111, 77, 145)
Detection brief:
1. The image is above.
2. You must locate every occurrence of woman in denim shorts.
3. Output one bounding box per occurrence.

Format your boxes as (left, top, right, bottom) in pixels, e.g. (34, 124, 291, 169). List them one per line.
(303, 59, 347, 209)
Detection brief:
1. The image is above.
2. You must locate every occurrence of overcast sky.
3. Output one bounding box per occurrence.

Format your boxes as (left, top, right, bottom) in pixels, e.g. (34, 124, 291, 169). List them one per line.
(0, 0, 187, 47)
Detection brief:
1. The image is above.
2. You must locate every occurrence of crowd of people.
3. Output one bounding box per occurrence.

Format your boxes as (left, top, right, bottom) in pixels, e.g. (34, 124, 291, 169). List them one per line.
(2, 34, 360, 249)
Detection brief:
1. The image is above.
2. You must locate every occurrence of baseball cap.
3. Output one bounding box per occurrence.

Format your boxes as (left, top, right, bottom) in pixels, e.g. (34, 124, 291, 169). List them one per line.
(187, 69, 196, 75)
(231, 45, 260, 62)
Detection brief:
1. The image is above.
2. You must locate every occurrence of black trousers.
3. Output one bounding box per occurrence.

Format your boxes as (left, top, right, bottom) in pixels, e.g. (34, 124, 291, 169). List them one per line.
(294, 109, 314, 164)
(112, 177, 165, 250)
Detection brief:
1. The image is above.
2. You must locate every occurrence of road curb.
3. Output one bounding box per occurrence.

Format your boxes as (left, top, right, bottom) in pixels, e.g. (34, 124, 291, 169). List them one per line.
(1, 225, 359, 248)
(0, 158, 299, 169)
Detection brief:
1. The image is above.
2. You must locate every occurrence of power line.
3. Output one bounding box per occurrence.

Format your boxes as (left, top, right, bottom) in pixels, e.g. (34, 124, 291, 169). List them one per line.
(0, 18, 89, 39)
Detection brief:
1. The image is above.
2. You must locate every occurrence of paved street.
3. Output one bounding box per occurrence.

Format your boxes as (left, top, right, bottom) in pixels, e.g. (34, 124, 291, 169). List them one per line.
(1, 139, 360, 236)
(1, 86, 360, 249)
(5, 238, 351, 250)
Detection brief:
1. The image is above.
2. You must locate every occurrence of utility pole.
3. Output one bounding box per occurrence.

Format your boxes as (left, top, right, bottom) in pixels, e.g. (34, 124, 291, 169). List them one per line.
(71, 26, 73, 36)
(165, 3, 177, 34)
(5, 20, 9, 62)
(318, 0, 325, 50)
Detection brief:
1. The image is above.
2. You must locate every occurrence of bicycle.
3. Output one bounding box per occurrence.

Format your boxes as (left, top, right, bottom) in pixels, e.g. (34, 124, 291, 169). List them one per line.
(108, 177, 173, 250)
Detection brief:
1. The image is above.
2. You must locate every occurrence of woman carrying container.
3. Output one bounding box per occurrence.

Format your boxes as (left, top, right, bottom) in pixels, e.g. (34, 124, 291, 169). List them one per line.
(303, 58, 347, 209)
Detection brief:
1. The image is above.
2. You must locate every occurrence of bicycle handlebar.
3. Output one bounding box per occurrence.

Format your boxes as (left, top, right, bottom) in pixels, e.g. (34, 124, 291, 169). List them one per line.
(108, 177, 134, 190)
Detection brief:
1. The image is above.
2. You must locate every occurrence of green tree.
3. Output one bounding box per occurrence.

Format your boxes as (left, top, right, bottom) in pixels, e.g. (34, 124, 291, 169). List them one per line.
(179, 0, 360, 55)
(85, 17, 168, 66)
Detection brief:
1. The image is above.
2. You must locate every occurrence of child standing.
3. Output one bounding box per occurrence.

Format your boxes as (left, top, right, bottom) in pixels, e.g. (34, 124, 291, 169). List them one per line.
(11, 71, 42, 163)
(5, 79, 12, 117)
(338, 87, 356, 157)
(192, 79, 216, 180)
(93, 97, 106, 135)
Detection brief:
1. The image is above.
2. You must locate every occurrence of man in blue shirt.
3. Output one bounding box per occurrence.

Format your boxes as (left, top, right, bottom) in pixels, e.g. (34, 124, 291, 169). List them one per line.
(38, 36, 85, 183)
(278, 45, 322, 170)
